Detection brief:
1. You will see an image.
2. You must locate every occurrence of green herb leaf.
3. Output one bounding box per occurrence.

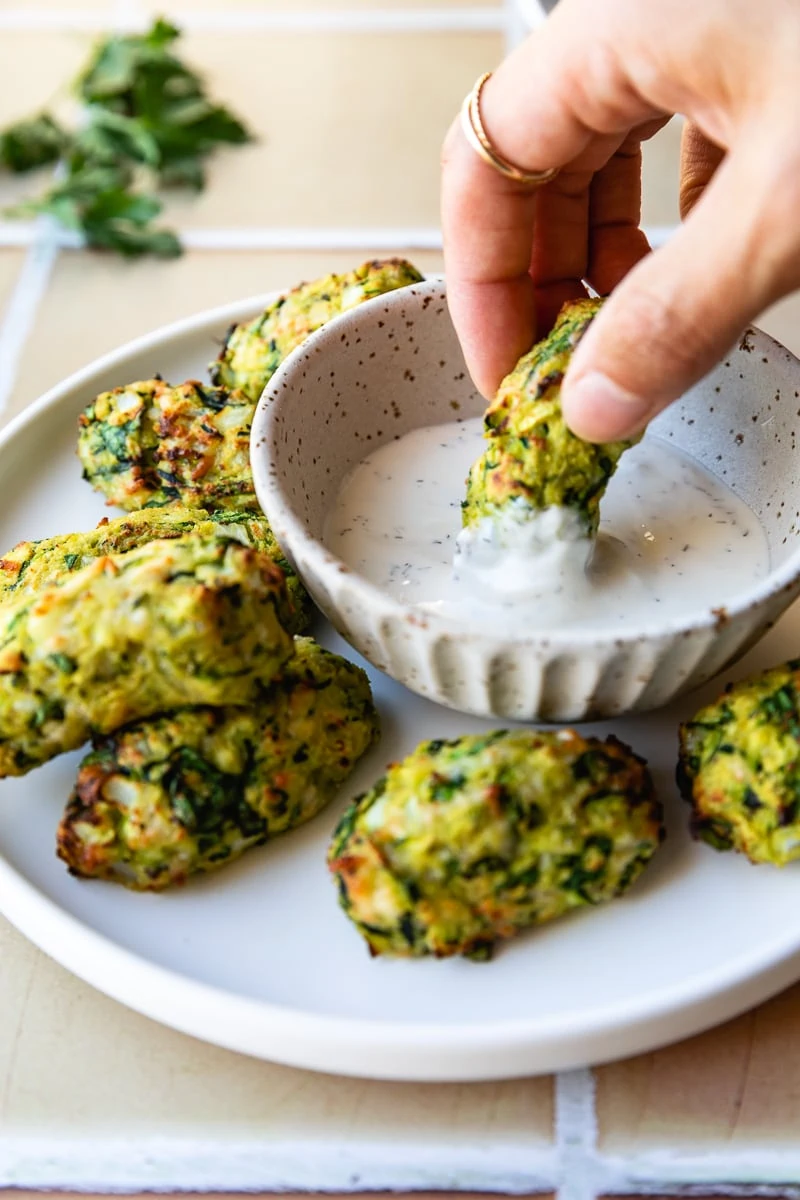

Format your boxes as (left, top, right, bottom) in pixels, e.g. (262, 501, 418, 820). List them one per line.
(49, 652, 78, 674)
(0, 18, 253, 259)
(158, 155, 205, 191)
(75, 18, 253, 191)
(0, 114, 67, 172)
(70, 109, 162, 170)
(85, 221, 182, 259)
(76, 18, 184, 107)
(9, 166, 181, 258)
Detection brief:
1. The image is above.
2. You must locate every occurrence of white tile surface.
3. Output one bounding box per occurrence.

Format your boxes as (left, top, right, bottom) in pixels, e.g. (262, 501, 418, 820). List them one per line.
(1, 3, 800, 1194)
(0, 918, 555, 1189)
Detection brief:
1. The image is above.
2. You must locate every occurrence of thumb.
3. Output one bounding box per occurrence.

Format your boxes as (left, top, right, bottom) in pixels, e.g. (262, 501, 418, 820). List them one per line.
(561, 136, 800, 442)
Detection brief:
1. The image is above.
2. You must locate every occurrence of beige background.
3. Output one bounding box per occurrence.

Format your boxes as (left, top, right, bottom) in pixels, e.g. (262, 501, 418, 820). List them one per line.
(1, 0, 800, 1194)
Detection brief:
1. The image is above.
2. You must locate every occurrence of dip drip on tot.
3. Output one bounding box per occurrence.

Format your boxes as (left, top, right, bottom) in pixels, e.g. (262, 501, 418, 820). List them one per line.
(457, 298, 639, 599)
(324, 290, 770, 634)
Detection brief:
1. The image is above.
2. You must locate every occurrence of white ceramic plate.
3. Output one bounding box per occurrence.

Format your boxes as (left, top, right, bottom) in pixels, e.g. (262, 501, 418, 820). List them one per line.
(2, 294, 800, 1083)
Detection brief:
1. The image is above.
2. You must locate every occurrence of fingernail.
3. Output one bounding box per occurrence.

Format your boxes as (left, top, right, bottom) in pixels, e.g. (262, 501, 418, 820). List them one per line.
(562, 371, 652, 441)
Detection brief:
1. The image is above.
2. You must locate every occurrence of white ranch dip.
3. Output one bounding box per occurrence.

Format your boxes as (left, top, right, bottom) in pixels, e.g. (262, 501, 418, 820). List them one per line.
(325, 417, 769, 633)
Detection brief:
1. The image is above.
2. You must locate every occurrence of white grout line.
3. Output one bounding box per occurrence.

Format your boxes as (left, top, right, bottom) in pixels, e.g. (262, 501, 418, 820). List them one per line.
(0, 224, 42, 248)
(180, 227, 447, 251)
(0, 223, 679, 252)
(0, 219, 59, 417)
(513, 0, 554, 28)
(614, 1189, 800, 1198)
(0, 7, 505, 34)
(9, 1126, 800, 1194)
(0, 223, 446, 252)
(0, 223, 446, 251)
(0, 1135, 559, 1192)
(504, 0, 544, 49)
(554, 1068, 602, 1200)
(112, 0, 142, 25)
(597, 1148, 800, 1193)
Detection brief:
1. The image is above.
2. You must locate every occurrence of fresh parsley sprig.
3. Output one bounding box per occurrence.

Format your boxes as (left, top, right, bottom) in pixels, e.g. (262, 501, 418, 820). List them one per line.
(0, 114, 67, 173)
(77, 18, 251, 191)
(0, 18, 254, 259)
(8, 164, 183, 259)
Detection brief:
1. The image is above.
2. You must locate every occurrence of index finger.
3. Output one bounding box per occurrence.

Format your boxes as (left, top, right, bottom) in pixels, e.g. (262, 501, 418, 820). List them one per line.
(440, 124, 544, 399)
(441, 12, 660, 397)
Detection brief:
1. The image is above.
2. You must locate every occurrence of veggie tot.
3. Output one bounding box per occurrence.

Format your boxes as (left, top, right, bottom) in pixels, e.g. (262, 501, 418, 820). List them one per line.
(78, 379, 257, 512)
(0, 535, 293, 777)
(0, 504, 313, 635)
(211, 258, 424, 402)
(678, 659, 800, 865)
(58, 638, 380, 890)
(462, 299, 637, 539)
(329, 729, 663, 960)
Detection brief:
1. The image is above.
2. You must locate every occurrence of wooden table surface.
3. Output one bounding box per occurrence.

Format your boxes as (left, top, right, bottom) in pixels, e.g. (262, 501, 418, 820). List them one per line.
(2, 1, 800, 1196)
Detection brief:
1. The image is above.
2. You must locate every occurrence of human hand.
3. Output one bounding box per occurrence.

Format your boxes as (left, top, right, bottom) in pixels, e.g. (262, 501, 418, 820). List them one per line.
(441, 0, 800, 441)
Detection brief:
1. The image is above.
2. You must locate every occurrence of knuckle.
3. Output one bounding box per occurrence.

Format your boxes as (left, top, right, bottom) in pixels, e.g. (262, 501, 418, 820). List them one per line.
(678, 179, 707, 220)
(568, 42, 646, 134)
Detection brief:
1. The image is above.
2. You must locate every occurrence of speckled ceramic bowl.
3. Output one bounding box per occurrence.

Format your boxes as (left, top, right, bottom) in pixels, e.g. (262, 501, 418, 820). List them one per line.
(251, 278, 800, 721)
